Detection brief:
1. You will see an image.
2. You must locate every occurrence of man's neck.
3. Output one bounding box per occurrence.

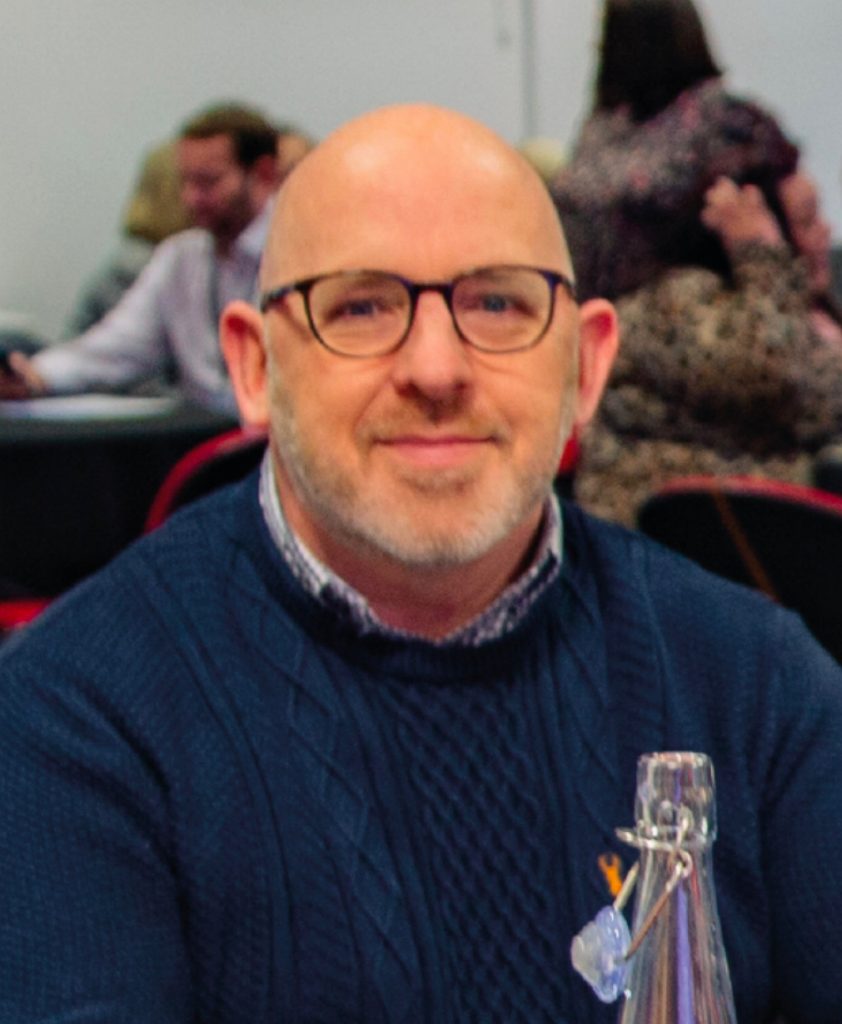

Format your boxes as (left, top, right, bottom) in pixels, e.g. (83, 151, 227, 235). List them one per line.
(212, 199, 263, 258)
(292, 508, 545, 641)
(212, 228, 240, 259)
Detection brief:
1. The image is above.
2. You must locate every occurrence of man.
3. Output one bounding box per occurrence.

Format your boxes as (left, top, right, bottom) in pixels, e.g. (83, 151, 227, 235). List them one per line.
(1, 104, 841, 1023)
(0, 102, 279, 415)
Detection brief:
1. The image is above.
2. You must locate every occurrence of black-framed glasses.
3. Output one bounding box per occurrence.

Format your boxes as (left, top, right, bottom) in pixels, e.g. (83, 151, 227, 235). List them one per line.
(259, 264, 577, 358)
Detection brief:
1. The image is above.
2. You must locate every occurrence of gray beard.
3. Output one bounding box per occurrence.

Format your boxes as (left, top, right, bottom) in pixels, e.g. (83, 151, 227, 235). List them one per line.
(266, 353, 576, 569)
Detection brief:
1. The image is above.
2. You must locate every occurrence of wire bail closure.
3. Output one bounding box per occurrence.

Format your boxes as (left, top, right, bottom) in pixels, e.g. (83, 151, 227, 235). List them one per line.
(615, 810, 694, 960)
(570, 805, 697, 1001)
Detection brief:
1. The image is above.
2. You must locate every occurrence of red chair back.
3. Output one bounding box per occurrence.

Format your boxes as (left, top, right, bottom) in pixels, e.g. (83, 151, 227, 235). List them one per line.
(554, 432, 581, 499)
(144, 427, 268, 531)
(0, 597, 51, 636)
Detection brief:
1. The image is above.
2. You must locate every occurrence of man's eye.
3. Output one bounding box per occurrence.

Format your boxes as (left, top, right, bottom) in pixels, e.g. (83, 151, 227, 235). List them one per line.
(462, 291, 524, 315)
(321, 293, 402, 327)
(478, 293, 513, 313)
(341, 298, 379, 317)
(330, 296, 384, 320)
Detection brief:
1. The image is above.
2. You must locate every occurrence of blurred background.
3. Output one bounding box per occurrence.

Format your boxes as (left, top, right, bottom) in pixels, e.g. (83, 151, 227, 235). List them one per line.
(2, 0, 839, 337)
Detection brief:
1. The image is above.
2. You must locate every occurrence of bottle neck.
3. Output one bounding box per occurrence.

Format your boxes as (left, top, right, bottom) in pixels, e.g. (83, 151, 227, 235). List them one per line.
(619, 751, 736, 1024)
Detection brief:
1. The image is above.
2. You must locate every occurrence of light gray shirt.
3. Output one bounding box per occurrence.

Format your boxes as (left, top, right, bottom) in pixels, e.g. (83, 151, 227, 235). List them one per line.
(33, 203, 272, 415)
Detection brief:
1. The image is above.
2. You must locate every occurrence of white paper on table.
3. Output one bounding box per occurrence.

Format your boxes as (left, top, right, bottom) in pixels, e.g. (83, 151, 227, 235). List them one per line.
(0, 394, 180, 421)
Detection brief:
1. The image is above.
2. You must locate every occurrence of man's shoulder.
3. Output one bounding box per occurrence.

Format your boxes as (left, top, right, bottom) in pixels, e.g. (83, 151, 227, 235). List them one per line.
(563, 500, 802, 647)
(151, 226, 212, 263)
(123, 228, 216, 308)
(119, 474, 265, 591)
(563, 501, 842, 731)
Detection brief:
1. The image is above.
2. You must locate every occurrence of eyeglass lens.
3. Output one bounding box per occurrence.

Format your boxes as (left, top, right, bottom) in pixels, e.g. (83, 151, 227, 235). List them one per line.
(308, 267, 553, 355)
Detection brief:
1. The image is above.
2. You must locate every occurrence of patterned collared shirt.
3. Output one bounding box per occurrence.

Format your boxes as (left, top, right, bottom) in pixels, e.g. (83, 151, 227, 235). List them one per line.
(258, 453, 563, 647)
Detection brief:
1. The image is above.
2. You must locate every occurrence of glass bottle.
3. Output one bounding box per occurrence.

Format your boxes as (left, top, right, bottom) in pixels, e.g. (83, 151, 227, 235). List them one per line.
(618, 751, 737, 1024)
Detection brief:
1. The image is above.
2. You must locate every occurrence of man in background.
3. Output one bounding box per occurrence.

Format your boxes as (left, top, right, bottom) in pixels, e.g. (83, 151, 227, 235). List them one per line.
(0, 102, 279, 414)
(63, 140, 191, 335)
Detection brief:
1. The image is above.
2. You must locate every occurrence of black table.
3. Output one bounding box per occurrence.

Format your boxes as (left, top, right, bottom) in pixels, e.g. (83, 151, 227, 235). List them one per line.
(0, 397, 238, 596)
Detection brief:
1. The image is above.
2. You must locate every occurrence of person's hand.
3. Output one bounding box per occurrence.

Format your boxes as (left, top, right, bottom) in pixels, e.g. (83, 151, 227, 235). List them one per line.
(0, 352, 47, 400)
(701, 176, 784, 254)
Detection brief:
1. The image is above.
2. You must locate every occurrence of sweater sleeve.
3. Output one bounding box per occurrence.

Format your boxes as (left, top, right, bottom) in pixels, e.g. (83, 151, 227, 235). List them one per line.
(0, 648, 194, 1022)
(753, 615, 842, 1023)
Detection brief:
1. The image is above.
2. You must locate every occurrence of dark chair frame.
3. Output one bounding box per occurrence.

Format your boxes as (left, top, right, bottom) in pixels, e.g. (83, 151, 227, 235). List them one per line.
(637, 474, 842, 662)
(1, 427, 267, 639)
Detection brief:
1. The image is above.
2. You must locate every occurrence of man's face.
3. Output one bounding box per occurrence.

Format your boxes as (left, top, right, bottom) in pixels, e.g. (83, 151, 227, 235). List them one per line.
(177, 134, 255, 242)
(256, 115, 591, 570)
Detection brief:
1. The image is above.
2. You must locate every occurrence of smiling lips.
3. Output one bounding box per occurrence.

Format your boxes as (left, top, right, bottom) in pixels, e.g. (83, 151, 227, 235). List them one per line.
(377, 434, 497, 469)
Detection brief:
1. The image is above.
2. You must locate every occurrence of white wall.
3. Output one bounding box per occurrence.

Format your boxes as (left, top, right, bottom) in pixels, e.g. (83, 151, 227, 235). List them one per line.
(2, 0, 839, 338)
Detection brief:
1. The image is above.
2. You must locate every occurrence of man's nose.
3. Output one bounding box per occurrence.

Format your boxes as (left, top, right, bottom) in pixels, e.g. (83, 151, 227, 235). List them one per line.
(389, 290, 473, 398)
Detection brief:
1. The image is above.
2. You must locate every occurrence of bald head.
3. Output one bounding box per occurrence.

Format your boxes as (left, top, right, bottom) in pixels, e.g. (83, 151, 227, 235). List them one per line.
(260, 103, 572, 290)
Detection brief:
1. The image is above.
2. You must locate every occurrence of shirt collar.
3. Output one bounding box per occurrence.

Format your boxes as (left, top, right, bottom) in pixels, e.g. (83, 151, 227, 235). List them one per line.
(234, 198, 273, 262)
(258, 452, 563, 647)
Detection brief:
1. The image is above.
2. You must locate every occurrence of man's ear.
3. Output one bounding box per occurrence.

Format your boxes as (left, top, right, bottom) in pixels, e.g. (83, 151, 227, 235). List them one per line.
(574, 298, 619, 431)
(220, 300, 271, 427)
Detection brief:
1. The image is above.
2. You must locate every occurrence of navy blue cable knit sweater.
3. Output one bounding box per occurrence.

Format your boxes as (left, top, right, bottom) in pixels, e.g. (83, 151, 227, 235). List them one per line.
(1, 473, 841, 1023)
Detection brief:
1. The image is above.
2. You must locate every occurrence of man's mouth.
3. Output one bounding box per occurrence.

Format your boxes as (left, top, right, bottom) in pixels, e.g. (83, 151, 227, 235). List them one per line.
(376, 433, 497, 469)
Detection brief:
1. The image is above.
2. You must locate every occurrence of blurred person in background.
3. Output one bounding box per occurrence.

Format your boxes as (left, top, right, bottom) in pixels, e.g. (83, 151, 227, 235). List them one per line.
(0, 102, 279, 415)
(276, 123, 315, 184)
(64, 141, 191, 336)
(575, 168, 842, 525)
(831, 166, 842, 302)
(552, 0, 798, 302)
(777, 169, 842, 345)
(517, 135, 567, 185)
